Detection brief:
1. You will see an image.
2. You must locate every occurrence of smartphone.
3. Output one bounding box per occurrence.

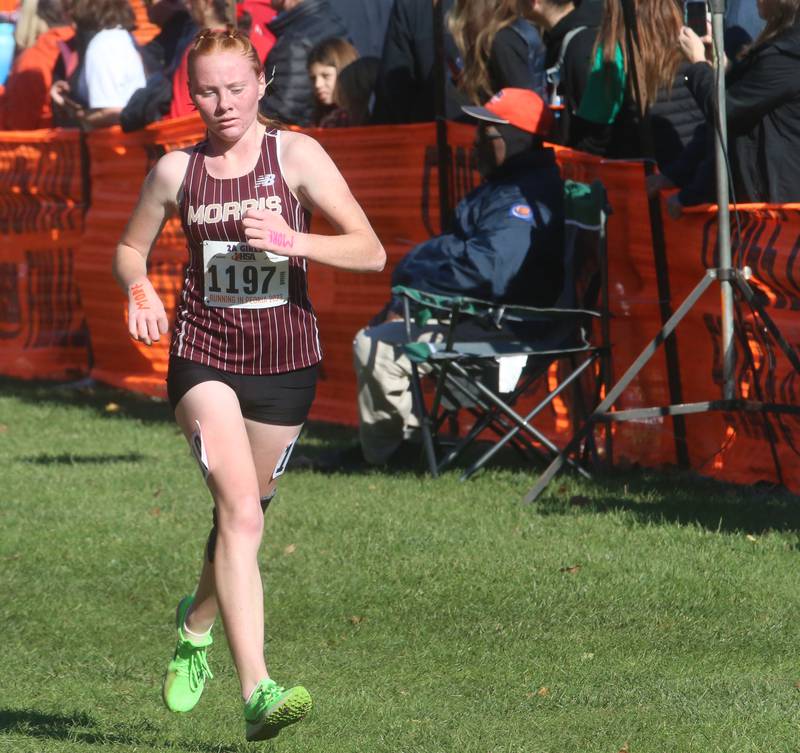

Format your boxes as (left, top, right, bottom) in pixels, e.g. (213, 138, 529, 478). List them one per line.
(684, 0, 707, 36)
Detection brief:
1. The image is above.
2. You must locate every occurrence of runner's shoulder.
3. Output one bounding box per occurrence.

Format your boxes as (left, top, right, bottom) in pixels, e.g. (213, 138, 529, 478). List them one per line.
(148, 148, 193, 204)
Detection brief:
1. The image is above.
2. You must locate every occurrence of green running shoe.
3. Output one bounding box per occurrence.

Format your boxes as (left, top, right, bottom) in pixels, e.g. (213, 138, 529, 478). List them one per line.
(161, 595, 213, 713)
(244, 678, 312, 741)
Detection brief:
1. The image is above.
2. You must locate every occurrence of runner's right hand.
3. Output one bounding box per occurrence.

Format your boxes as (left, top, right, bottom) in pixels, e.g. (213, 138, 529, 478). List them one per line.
(127, 278, 168, 346)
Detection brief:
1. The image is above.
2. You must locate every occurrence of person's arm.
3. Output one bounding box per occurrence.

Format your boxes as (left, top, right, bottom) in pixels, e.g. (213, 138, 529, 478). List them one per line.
(241, 131, 385, 272)
(78, 107, 123, 129)
(113, 150, 186, 344)
(680, 27, 794, 135)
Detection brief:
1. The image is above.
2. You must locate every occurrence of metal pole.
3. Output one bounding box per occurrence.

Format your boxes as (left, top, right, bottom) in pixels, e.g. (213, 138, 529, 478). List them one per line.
(432, 0, 452, 233)
(709, 0, 735, 399)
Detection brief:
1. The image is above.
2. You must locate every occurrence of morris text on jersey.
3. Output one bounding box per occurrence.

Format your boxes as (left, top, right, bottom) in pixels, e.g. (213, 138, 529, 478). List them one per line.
(187, 196, 283, 225)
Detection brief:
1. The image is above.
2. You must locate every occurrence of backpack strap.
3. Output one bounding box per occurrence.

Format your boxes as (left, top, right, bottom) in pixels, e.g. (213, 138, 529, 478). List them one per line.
(509, 18, 547, 98)
(545, 26, 587, 91)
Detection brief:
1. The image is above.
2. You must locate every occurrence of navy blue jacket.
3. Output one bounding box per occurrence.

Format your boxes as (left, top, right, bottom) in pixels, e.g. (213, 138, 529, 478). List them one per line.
(260, 0, 348, 126)
(391, 149, 564, 307)
(329, 0, 394, 57)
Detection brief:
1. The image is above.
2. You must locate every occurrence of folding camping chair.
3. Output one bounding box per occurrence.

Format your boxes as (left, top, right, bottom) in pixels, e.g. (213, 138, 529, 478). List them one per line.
(392, 180, 612, 480)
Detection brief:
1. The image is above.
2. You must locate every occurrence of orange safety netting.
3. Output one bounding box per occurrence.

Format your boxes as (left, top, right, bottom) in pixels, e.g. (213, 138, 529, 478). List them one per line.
(2, 119, 800, 491)
(0, 128, 88, 380)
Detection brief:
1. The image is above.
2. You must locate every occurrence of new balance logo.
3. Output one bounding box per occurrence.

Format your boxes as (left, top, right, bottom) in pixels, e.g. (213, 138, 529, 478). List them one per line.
(254, 173, 276, 188)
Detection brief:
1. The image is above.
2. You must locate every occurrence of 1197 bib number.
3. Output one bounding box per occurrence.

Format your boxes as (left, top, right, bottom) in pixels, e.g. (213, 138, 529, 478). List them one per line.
(202, 241, 289, 309)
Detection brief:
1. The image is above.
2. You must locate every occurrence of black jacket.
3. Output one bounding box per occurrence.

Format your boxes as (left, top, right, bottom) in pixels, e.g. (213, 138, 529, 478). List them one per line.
(575, 64, 705, 170)
(543, 0, 601, 145)
(329, 0, 394, 57)
(372, 0, 469, 124)
(486, 21, 546, 99)
(259, 0, 348, 127)
(686, 23, 800, 203)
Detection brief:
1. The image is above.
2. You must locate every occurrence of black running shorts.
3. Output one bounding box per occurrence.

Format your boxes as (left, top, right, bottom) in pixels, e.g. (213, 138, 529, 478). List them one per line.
(167, 355, 318, 425)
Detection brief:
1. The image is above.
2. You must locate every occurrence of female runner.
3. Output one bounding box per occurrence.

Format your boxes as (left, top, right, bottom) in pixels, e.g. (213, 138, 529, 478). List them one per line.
(112, 26, 385, 741)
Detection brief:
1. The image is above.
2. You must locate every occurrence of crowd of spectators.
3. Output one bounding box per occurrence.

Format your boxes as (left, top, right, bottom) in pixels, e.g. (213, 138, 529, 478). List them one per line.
(0, 0, 789, 206)
(0, 0, 790, 206)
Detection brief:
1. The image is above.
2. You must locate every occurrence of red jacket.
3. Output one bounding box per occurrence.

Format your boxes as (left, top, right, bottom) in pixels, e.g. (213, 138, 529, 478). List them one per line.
(1, 26, 75, 130)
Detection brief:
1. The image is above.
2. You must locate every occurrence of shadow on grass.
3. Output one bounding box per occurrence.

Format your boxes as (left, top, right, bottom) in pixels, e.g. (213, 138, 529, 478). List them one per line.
(0, 708, 243, 752)
(0, 376, 172, 426)
(18, 452, 147, 465)
(536, 466, 800, 535)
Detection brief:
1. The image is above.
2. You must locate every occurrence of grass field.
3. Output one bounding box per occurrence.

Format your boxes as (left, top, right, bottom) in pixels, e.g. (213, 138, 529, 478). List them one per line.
(2, 376, 800, 753)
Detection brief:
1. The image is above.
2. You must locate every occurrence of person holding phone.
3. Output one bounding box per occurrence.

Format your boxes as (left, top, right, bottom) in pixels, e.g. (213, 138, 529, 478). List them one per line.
(684, 0, 708, 37)
(679, 0, 800, 202)
(113, 27, 385, 741)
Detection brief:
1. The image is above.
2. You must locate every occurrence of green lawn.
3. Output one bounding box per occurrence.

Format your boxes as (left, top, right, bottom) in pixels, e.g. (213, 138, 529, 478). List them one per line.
(1, 376, 800, 753)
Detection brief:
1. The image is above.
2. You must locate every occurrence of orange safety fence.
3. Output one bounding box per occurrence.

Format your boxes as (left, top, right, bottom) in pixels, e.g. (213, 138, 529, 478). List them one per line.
(0, 128, 88, 380)
(2, 119, 800, 492)
(77, 114, 205, 396)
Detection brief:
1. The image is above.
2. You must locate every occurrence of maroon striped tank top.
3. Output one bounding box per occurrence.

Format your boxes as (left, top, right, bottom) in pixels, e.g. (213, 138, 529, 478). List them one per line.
(170, 128, 322, 374)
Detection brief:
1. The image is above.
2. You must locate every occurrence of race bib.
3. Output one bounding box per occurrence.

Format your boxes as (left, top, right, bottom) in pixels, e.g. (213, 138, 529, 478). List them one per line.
(202, 240, 289, 309)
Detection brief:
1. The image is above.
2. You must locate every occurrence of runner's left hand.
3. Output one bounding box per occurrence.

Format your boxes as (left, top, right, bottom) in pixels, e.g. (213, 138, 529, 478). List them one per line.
(242, 209, 301, 256)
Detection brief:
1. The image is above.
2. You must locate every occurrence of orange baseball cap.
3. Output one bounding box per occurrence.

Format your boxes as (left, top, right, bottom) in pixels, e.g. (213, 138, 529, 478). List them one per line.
(462, 88, 554, 136)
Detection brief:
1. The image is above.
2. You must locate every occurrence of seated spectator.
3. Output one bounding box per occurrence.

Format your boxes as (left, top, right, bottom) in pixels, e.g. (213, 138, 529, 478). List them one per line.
(353, 88, 564, 466)
(329, 0, 393, 57)
(570, 0, 705, 171)
(259, 0, 347, 126)
(331, 55, 379, 126)
(50, 0, 146, 130)
(0, 0, 73, 130)
(167, 0, 228, 120)
(448, 0, 547, 104)
(528, 0, 601, 146)
(371, 0, 470, 124)
(307, 36, 358, 126)
(678, 0, 800, 203)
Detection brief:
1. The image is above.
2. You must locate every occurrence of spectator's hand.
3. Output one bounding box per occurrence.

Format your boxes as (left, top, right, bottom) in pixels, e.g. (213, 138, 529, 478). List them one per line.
(666, 193, 684, 221)
(51, 80, 86, 119)
(242, 209, 301, 256)
(50, 80, 71, 107)
(646, 173, 676, 199)
(679, 26, 708, 65)
(127, 278, 168, 346)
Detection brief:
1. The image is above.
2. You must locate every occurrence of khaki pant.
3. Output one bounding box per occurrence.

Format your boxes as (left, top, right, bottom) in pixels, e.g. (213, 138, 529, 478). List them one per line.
(352, 320, 443, 465)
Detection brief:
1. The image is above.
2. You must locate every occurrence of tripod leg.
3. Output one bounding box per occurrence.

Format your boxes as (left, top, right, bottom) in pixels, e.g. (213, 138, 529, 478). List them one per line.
(523, 271, 717, 504)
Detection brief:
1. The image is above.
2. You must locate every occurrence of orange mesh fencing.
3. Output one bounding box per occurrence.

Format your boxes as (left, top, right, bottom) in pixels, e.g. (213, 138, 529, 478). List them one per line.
(2, 119, 800, 491)
(658, 205, 800, 486)
(77, 114, 204, 398)
(307, 122, 477, 423)
(0, 129, 88, 379)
